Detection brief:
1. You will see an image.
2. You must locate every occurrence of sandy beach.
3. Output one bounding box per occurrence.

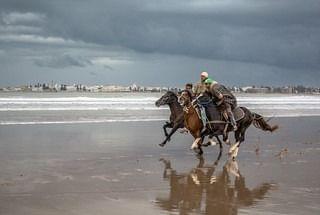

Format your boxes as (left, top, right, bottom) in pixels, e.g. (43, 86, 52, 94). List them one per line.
(0, 116, 319, 215)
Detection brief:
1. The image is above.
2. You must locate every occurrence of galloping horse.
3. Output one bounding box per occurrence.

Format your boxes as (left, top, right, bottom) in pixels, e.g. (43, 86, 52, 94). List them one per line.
(179, 90, 278, 159)
(155, 91, 184, 147)
(155, 91, 219, 148)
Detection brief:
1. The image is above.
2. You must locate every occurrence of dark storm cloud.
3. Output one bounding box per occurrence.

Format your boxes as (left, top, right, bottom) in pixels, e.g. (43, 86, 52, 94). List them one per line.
(0, 0, 319, 86)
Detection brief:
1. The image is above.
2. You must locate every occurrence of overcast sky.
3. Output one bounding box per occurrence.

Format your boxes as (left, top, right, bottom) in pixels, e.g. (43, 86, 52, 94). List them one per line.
(0, 0, 319, 87)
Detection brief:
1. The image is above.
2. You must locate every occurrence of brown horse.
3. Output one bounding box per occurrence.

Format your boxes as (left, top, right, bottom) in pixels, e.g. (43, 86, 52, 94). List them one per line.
(178, 90, 206, 155)
(179, 90, 278, 159)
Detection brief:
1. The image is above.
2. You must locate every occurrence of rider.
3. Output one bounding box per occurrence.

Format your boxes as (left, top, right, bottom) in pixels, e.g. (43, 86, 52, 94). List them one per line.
(204, 78, 238, 131)
(194, 71, 209, 96)
(185, 83, 194, 97)
(192, 72, 210, 127)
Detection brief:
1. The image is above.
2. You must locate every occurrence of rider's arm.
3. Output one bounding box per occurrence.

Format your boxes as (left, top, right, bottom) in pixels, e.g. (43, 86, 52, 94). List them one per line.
(210, 87, 224, 105)
(193, 83, 200, 96)
(215, 91, 224, 100)
(211, 86, 224, 100)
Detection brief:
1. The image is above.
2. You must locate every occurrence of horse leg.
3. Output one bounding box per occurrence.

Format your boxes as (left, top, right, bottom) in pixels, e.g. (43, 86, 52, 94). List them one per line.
(191, 137, 202, 150)
(159, 123, 179, 147)
(198, 146, 203, 156)
(191, 132, 203, 155)
(200, 130, 213, 147)
(230, 128, 247, 160)
(215, 135, 223, 151)
(223, 126, 231, 145)
(196, 136, 204, 155)
(207, 134, 217, 146)
(229, 130, 241, 155)
(163, 122, 172, 139)
(193, 139, 204, 155)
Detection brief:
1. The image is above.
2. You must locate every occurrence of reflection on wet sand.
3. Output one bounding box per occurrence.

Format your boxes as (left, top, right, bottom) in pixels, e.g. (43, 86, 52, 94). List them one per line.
(156, 154, 274, 215)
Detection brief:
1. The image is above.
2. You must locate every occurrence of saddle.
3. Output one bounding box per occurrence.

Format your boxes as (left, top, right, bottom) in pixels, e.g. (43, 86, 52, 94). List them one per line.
(202, 103, 245, 124)
(195, 93, 245, 126)
(233, 107, 245, 121)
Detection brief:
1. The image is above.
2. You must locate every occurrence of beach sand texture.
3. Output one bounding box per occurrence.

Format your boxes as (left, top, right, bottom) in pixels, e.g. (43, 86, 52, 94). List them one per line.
(0, 117, 319, 215)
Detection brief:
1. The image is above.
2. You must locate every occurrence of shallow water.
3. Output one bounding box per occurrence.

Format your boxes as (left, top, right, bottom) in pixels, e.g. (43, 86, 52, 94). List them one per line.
(0, 117, 319, 214)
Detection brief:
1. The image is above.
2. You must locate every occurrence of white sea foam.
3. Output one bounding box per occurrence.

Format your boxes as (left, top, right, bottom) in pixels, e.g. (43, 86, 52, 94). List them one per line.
(0, 95, 319, 111)
(0, 93, 319, 125)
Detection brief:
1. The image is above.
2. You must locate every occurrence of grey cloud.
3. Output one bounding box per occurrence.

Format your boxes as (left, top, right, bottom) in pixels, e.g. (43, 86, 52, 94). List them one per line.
(0, 25, 42, 34)
(0, 0, 319, 86)
(103, 65, 114, 70)
(2, 12, 45, 25)
(30, 0, 317, 70)
(33, 54, 92, 68)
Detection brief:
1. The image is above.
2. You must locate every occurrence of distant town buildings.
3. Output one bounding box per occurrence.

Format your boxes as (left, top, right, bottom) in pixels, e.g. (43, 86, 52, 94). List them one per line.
(233, 85, 319, 94)
(0, 82, 319, 94)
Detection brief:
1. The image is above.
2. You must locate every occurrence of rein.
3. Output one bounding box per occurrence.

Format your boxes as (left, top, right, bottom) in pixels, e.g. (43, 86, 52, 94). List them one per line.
(182, 97, 203, 125)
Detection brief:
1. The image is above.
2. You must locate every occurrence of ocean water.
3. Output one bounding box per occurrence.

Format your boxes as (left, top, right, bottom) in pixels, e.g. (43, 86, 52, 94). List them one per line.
(0, 92, 319, 125)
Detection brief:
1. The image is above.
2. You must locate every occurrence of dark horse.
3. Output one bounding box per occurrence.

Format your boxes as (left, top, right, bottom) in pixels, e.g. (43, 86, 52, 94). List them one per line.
(179, 90, 278, 159)
(155, 91, 184, 147)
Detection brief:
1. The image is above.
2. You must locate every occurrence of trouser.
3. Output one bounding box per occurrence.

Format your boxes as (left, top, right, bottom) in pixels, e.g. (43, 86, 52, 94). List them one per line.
(199, 104, 207, 127)
(222, 103, 237, 128)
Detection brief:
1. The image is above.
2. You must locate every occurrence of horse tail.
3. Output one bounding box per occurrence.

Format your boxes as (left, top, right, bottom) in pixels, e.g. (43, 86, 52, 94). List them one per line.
(252, 113, 278, 132)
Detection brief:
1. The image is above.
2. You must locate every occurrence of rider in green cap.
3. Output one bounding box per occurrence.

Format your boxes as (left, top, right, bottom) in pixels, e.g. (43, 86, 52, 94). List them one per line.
(204, 78, 217, 85)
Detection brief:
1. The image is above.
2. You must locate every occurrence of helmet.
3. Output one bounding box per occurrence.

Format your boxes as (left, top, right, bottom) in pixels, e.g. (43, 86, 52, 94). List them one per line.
(204, 78, 213, 84)
(200, 71, 208, 78)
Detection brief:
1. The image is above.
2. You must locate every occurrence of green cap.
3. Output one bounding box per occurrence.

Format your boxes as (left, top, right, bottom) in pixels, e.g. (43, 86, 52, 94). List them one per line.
(204, 78, 214, 84)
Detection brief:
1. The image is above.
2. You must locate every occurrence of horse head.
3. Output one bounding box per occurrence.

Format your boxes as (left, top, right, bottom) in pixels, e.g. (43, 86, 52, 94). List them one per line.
(155, 91, 178, 107)
(178, 90, 193, 107)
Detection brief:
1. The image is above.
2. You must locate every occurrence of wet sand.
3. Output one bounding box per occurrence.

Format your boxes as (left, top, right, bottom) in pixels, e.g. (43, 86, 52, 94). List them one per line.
(0, 117, 319, 215)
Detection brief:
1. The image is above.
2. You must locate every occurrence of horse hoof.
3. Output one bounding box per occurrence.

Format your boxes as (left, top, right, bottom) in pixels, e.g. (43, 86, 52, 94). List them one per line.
(159, 143, 165, 147)
(209, 140, 217, 146)
(202, 142, 210, 147)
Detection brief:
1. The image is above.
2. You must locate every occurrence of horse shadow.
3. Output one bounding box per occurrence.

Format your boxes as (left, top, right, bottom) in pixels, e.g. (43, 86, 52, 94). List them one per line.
(156, 155, 274, 215)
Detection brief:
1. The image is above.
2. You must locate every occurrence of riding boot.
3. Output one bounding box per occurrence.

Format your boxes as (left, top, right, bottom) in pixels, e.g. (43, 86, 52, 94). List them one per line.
(222, 111, 229, 137)
(229, 112, 237, 131)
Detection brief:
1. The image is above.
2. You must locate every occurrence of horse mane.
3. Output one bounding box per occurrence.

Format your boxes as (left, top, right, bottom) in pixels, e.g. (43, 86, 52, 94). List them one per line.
(167, 90, 177, 96)
(180, 89, 193, 100)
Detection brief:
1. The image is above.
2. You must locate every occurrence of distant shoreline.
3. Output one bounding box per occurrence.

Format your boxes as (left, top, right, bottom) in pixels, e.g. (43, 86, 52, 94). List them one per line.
(0, 91, 319, 96)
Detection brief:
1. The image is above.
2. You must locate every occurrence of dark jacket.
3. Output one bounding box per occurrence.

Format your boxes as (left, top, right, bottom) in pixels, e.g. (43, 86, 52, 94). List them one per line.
(208, 83, 237, 109)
